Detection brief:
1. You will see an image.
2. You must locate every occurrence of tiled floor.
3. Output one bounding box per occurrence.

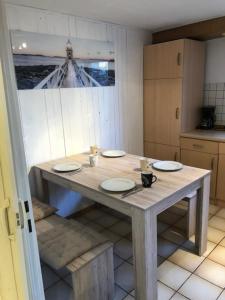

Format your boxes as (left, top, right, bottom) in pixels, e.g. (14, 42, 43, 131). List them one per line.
(42, 201, 225, 300)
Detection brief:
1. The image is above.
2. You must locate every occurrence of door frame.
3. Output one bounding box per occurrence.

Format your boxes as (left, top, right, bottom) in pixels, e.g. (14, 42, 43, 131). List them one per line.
(0, 1, 45, 299)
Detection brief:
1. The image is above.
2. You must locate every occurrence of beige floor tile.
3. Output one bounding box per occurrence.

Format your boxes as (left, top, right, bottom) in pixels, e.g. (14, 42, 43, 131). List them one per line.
(113, 284, 127, 300)
(218, 290, 225, 300)
(179, 274, 222, 300)
(158, 281, 175, 300)
(217, 209, 225, 219)
(158, 237, 179, 258)
(209, 216, 225, 232)
(177, 200, 188, 208)
(83, 208, 104, 220)
(115, 262, 134, 293)
(158, 255, 166, 266)
(41, 264, 60, 290)
(109, 221, 131, 236)
(208, 226, 225, 244)
(220, 238, 225, 247)
(45, 280, 73, 300)
(113, 254, 124, 269)
(95, 214, 119, 228)
(168, 248, 205, 272)
(158, 261, 191, 290)
(208, 245, 225, 266)
(161, 227, 187, 245)
(209, 213, 214, 220)
(157, 221, 170, 234)
(158, 211, 181, 225)
(174, 217, 187, 232)
(194, 258, 225, 288)
(182, 235, 216, 257)
(123, 295, 134, 300)
(202, 241, 217, 257)
(167, 206, 187, 216)
(114, 238, 133, 260)
(171, 293, 189, 299)
(209, 204, 221, 215)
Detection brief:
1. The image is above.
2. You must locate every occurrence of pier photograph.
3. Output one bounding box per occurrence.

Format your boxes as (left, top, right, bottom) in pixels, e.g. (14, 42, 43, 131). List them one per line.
(11, 30, 115, 90)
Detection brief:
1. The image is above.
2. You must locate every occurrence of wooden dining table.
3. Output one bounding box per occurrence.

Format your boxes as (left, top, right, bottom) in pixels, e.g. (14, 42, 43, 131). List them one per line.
(34, 152, 210, 300)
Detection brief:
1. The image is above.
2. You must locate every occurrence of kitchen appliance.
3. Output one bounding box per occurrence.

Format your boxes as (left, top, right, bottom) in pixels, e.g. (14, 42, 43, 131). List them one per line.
(197, 106, 215, 129)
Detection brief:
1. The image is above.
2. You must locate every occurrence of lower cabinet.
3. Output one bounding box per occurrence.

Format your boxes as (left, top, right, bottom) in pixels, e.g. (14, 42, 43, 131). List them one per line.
(181, 149, 218, 200)
(216, 154, 225, 203)
(144, 142, 180, 161)
(216, 144, 225, 206)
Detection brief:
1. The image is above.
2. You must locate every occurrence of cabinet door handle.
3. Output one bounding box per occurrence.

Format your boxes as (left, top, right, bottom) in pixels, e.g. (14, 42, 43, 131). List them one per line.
(177, 52, 182, 66)
(211, 157, 215, 170)
(175, 107, 180, 119)
(174, 152, 178, 161)
(192, 144, 203, 149)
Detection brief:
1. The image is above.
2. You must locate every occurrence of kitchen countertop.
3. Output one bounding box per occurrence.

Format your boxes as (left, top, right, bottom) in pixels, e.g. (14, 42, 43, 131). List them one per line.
(180, 129, 225, 142)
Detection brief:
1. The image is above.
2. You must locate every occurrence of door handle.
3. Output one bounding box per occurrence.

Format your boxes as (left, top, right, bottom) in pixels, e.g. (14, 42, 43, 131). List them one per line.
(176, 107, 180, 119)
(174, 152, 178, 161)
(177, 52, 182, 66)
(211, 157, 215, 170)
(0, 198, 14, 240)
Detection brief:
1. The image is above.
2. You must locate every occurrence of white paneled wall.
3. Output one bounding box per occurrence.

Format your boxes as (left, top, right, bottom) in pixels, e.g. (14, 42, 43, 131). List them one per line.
(6, 3, 151, 215)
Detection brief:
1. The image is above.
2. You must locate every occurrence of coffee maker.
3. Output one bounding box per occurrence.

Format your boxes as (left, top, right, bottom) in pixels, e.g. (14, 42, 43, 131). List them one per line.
(197, 106, 215, 130)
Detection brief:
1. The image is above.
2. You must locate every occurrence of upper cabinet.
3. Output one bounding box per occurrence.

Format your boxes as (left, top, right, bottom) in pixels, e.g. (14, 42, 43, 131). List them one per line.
(144, 39, 205, 161)
(144, 40, 184, 79)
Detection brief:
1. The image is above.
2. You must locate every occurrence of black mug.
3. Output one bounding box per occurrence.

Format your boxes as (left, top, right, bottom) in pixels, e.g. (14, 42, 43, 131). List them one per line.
(141, 171, 157, 188)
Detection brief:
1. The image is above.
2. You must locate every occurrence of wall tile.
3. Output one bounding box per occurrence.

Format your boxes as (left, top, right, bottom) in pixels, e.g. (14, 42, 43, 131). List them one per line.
(203, 81, 225, 125)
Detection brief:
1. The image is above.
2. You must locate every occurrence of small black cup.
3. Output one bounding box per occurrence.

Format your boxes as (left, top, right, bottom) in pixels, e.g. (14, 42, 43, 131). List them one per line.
(141, 171, 157, 188)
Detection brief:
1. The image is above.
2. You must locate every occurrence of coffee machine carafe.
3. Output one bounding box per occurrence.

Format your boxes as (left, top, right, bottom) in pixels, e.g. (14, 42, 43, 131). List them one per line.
(197, 106, 215, 130)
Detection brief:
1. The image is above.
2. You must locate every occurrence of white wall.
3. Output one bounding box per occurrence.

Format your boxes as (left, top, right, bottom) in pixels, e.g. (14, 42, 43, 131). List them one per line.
(205, 37, 225, 83)
(5, 3, 151, 215)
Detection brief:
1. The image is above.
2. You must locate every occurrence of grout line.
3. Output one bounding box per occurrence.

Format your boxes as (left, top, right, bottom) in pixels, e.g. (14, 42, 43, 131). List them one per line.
(43, 278, 62, 292)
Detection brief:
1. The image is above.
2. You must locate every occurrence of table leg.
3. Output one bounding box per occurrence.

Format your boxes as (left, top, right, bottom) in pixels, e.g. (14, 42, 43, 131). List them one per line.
(132, 207, 157, 300)
(195, 174, 210, 256)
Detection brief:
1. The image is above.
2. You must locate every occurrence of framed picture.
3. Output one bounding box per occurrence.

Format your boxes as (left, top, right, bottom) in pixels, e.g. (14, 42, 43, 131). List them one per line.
(11, 30, 115, 90)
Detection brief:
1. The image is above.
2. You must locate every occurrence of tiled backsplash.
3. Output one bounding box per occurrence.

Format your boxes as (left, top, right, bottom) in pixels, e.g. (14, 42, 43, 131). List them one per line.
(204, 82, 225, 125)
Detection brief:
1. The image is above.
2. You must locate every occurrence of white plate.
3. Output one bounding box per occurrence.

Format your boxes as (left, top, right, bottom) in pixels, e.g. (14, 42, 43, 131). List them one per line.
(152, 161, 183, 172)
(102, 150, 126, 158)
(53, 162, 82, 172)
(101, 178, 135, 192)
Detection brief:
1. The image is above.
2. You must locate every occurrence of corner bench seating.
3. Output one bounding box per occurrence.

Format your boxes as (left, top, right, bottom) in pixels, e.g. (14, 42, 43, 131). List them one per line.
(32, 198, 114, 300)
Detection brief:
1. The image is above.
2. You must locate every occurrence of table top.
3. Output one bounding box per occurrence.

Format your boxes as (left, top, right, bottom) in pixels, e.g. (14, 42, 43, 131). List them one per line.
(36, 153, 210, 211)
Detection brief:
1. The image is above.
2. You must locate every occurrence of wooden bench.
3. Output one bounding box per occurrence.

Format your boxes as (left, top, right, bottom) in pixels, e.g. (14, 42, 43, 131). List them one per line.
(35, 214, 114, 300)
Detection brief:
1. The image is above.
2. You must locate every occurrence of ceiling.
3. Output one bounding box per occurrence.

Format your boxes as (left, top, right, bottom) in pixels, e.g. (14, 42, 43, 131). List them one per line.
(5, 0, 225, 31)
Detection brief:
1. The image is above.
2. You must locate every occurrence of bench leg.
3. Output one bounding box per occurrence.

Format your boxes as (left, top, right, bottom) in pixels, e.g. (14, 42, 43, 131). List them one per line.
(71, 246, 114, 300)
(187, 195, 197, 238)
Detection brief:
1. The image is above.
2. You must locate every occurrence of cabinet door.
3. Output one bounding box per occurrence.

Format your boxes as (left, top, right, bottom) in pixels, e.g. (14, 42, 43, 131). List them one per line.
(216, 154, 225, 204)
(145, 142, 180, 161)
(144, 40, 184, 79)
(181, 149, 218, 199)
(144, 79, 182, 147)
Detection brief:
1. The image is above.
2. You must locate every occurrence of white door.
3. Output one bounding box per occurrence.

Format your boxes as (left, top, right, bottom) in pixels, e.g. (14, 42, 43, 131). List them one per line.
(0, 2, 45, 298)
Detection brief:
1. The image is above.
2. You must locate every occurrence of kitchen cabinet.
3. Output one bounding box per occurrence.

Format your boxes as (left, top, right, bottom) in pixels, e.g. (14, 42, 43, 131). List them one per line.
(144, 39, 184, 79)
(216, 143, 225, 206)
(144, 39, 205, 161)
(145, 142, 180, 161)
(181, 149, 218, 199)
(144, 78, 181, 147)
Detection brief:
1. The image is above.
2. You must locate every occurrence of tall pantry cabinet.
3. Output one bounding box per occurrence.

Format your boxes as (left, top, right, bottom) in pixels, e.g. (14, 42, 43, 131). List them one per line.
(144, 39, 205, 161)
